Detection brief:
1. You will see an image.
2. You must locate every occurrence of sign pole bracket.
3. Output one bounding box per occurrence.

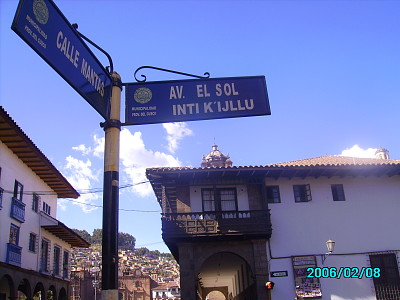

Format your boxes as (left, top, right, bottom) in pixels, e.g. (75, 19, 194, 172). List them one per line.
(72, 23, 114, 74)
(134, 65, 210, 82)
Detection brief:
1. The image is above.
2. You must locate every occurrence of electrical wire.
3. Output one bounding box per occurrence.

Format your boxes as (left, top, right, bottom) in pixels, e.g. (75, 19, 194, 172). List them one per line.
(1, 180, 161, 213)
(59, 197, 161, 213)
(1, 180, 150, 196)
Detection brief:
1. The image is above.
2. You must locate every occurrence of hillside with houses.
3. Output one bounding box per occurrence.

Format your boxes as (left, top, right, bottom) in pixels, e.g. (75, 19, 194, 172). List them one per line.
(70, 242, 180, 299)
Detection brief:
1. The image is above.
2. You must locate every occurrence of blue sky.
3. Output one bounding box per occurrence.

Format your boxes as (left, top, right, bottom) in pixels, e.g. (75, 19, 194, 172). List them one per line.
(1, 0, 399, 252)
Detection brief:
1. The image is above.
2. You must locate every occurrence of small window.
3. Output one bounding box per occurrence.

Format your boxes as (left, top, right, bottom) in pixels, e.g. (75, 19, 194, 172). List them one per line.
(13, 180, 23, 202)
(41, 239, 50, 272)
(29, 233, 37, 252)
(63, 251, 69, 278)
(331, 184, 345, 201)
(266, 186, 281, 203)
(201, 188, 237, 212)
(202, 189, 215, 211)
(32, 193, 40, 212)
(0, 187, 3, 209)
(53, 246, 61, 276)
(293, 184, 312, 202)
(42, 202, 51, 215)
(9, 224, 20, 245)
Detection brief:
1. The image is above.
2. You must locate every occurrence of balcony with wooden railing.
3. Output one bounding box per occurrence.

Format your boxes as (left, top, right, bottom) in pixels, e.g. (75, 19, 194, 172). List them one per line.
(162, 210, 272, 241)
(10, 197, 25, 222)
(6, 243, 22, 266)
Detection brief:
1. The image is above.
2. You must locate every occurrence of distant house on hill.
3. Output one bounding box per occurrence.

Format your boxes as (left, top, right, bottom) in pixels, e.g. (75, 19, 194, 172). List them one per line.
(119, 268, 158, 300)
(152, 281, 181, 299)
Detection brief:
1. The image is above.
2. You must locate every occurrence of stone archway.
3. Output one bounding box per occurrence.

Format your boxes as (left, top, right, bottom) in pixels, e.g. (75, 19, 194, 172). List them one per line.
(33, 282, 45, 300)
(0, 274, 16, 299)
(58, 287, 67, 300)
(48, 285, 57, 300)
(198, 252, 255, 300)
(18, 278, 32, 299)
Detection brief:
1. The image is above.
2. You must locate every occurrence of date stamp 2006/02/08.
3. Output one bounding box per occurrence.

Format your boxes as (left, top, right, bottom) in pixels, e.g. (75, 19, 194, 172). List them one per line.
(306, 267, 381, 279)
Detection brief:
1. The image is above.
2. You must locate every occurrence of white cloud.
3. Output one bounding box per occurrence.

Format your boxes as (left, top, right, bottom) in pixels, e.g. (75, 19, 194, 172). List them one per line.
(162, 122, 193, 153)
(72, 144, 92, 155)
(61, 126, 189, 213)
(93, 134, 105, 158)
(340, 145, 377, 158)
(62, 156, 100, 213)
(120, 128, 182, 196)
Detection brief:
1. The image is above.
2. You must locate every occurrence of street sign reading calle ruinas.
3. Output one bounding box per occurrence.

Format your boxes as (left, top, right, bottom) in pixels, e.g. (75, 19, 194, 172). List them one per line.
(12, 0, 112, 120)
(125, 76, 270, 125)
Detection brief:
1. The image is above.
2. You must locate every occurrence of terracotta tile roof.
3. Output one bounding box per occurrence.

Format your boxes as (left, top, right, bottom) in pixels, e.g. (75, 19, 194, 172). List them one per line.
(41, 213, 90, 248)
(269, 155, 400, 167)
(147, 155, 400, 172)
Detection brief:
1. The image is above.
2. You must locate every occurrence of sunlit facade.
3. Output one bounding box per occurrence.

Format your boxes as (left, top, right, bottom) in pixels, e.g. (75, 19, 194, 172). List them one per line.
(147, 145, 400, 300)
(0, 107, 90, 299)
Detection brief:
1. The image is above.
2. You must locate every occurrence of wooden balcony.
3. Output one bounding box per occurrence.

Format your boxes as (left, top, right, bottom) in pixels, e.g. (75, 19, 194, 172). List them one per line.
(6, 243, 22, 266)
(162, 210, 272, 241)
(10, 197, 25, 222)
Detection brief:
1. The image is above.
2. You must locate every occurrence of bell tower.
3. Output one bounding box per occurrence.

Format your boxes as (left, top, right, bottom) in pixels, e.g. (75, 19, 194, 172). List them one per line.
(201, 145, 233, 168)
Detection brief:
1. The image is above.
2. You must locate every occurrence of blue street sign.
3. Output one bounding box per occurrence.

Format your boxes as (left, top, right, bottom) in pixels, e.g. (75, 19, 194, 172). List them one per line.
(12, 0, 112, 120)
(125, 76, 270, 125)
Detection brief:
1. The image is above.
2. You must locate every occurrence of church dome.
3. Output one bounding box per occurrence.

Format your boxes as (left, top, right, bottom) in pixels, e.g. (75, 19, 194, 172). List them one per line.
(375, 147, 390, 160)
(201, 145, 233, 168)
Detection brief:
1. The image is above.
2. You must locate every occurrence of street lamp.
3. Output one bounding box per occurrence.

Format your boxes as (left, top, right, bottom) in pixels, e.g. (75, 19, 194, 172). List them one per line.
(322, 239, 335, 264)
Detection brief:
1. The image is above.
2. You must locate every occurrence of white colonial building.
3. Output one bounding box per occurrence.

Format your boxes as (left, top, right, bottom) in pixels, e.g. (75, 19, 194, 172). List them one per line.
(146, 145, 400, 300)
(0, 107, 89, 300)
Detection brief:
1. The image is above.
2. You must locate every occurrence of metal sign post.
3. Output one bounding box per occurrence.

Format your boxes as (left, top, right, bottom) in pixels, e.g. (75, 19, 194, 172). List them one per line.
(100, 73, 122, 300)
(12, 1, 121, 299)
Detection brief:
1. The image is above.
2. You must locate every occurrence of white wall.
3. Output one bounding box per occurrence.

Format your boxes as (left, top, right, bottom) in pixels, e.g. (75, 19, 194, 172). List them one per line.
(266, 175, 400, 300)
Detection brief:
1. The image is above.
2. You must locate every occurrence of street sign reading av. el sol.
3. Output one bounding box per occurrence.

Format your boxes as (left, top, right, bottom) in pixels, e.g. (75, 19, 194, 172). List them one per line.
(125, 76, 270, 125)
(12, 0, 112, 119)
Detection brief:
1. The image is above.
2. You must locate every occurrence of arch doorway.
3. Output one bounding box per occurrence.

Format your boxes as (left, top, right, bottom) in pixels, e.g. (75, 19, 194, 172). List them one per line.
(206, 290, 226, 300)
(0, 275, 16, 300)
(18, 278, 31, 299)
(198, 252, 256, 300)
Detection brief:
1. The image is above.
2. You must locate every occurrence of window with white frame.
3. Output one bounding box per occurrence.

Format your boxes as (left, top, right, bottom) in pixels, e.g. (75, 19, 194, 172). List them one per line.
(201, 188, 237, 212)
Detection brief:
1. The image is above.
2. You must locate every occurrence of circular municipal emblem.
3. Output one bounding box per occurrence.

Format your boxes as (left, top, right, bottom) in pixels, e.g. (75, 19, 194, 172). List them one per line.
(134, 87, 152, 104)
(33, 0, 49, 25)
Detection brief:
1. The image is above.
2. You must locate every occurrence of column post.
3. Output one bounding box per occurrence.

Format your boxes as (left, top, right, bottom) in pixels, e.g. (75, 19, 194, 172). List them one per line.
(101, 72, 122, 300)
